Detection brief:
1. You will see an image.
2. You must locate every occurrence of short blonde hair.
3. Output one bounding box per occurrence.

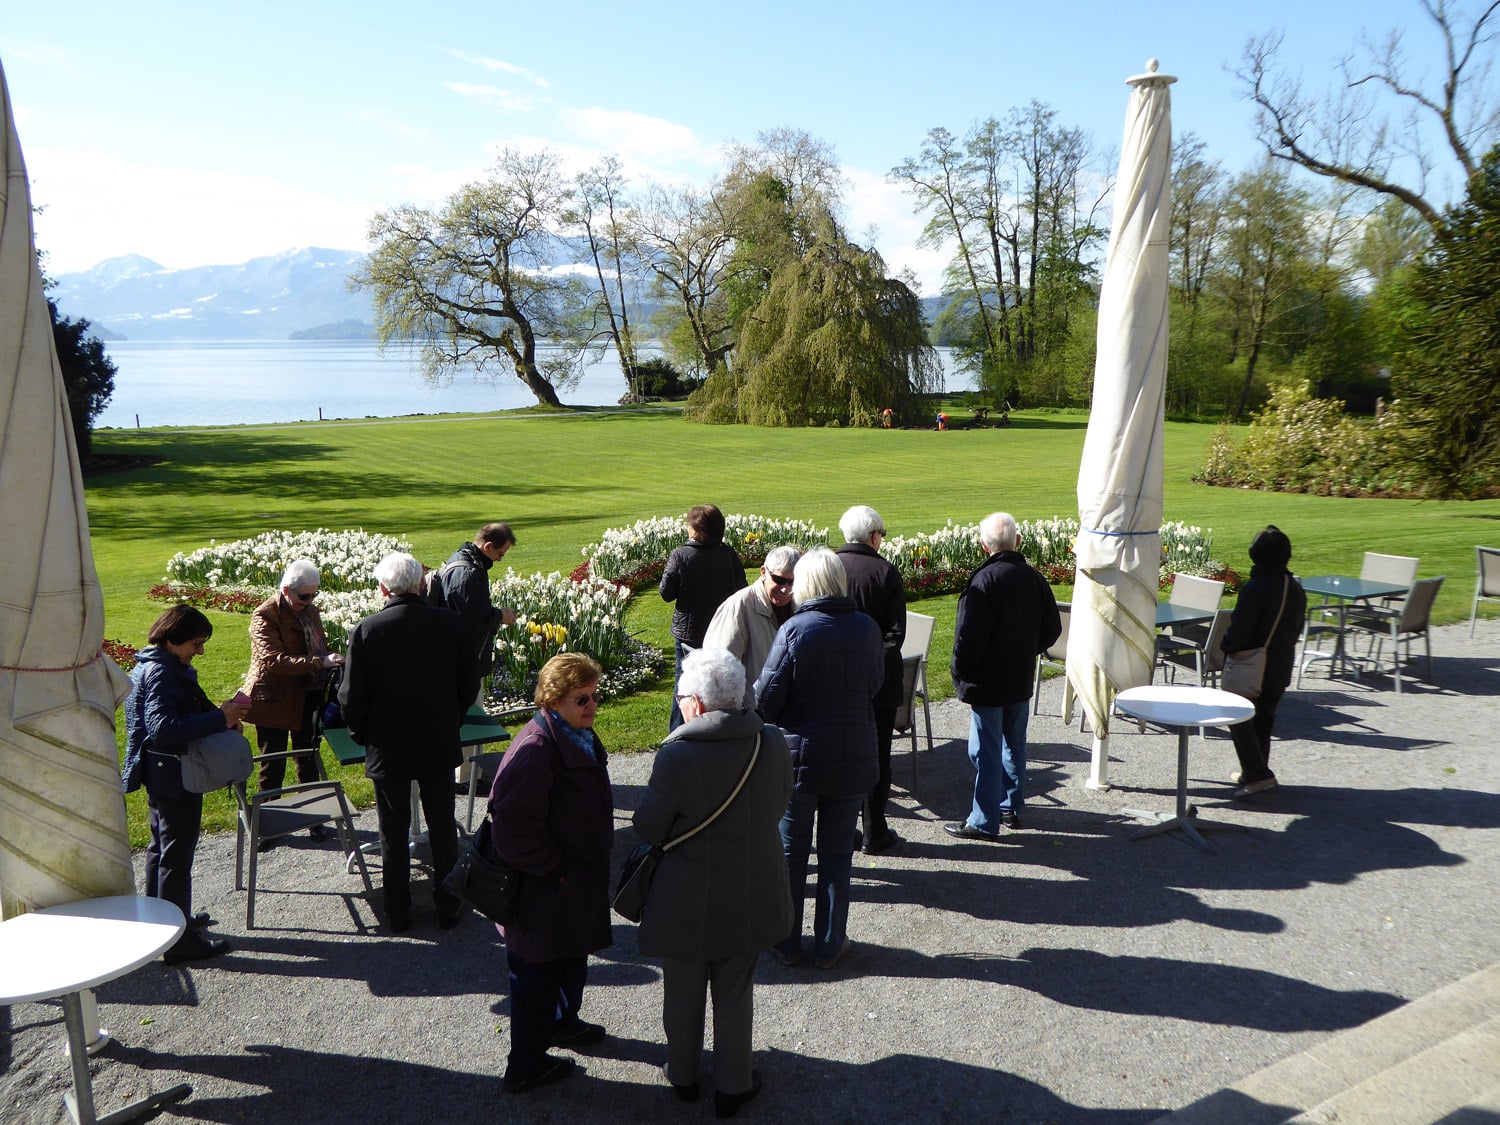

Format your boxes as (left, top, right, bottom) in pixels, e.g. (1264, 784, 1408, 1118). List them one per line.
(792, 547, 848, 605)
(535, 652, 603, 710)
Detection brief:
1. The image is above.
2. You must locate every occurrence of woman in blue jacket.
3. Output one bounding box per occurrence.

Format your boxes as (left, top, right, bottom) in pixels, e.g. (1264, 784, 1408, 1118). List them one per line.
(754, 548, 883, 971)
(123, 605, 250, 963)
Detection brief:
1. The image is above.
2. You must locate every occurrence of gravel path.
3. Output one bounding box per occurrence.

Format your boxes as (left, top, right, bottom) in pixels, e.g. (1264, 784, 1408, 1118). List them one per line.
(4, 620, 1498, 1124)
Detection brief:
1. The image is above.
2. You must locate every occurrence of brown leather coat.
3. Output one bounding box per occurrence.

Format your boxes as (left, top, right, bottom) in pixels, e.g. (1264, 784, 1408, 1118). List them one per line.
(244, 593, 328, 730)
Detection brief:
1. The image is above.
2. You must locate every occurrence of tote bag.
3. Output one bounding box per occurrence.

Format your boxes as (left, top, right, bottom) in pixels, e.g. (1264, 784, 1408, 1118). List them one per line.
(180, 728, 254, 793)
(1221, 578, 1290, 700)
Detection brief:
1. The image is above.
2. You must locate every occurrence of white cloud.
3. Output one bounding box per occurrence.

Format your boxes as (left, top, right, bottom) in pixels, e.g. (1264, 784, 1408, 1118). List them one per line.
(447, 51, 550, 89)
(445, 83, 536, 113)
(559, 107, 717, 166)
(26, 147, 377, 271)
(843, 166, 944, 296)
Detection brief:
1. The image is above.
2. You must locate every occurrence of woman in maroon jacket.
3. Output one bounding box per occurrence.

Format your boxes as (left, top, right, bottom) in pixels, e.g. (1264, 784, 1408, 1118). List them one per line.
(489, 653, 614, 1094)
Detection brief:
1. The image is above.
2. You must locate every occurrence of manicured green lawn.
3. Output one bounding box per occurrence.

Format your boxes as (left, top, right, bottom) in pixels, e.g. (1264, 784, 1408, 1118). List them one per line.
(90, 406, 1500, 844)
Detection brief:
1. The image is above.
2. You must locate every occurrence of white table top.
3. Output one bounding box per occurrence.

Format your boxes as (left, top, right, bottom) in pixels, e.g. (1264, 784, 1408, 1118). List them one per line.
(1116, 685, 1256, 728)
(0, 895, 185, 1004)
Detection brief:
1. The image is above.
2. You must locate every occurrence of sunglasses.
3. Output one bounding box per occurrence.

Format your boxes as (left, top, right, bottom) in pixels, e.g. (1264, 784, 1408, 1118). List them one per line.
(572, 693, 601, 707)
(292, 590, 319, 603)
(768, 573, 794, 588)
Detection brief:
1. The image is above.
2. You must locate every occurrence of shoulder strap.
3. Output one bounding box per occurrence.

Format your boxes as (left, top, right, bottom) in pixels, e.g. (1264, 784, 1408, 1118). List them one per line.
(660, 731, 762, 853)
(1263, 576, 1291, 645)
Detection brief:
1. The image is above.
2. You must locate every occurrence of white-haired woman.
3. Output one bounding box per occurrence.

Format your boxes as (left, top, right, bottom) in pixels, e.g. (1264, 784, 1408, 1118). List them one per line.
(753, 548, 883, 971)
(634, 648, 792, 1117)
(244, 558, 343, 829)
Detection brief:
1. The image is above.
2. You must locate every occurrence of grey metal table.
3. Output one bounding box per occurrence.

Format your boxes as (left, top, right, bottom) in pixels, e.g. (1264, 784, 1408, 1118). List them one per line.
(1115, 685, 1255, 850)
(1300, 574, 1410, 680)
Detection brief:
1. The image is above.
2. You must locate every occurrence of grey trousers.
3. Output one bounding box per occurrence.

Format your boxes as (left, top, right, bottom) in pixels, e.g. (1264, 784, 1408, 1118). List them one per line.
(661, 952, 758, 1094)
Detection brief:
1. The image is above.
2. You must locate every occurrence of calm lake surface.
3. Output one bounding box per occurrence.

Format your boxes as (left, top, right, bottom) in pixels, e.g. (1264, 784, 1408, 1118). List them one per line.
(96, 341, 971, 429)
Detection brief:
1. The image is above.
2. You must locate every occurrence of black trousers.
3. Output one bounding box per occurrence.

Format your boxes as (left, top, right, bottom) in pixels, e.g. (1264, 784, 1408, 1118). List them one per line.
(372, 773, 459, 918)
(506, 951, 588, 1080)
(1230, 683, 1286, 783)
(862, 704, 898, 843)
(144, 791, 203, 920)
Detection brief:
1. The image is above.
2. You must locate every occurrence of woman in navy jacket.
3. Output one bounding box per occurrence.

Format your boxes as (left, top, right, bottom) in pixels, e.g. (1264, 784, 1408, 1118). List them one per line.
(123, 605, 250, 963)
(754, 548, 883, 970)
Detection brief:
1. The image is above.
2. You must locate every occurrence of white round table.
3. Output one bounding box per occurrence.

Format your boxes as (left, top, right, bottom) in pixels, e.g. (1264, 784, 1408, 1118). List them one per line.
(0, 895, 190, 1124)
(1114, 685, 1255, 850)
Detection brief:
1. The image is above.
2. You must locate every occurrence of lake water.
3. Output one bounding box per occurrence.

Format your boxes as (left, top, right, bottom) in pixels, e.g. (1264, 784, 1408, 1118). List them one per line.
(95, 341, 971, 428)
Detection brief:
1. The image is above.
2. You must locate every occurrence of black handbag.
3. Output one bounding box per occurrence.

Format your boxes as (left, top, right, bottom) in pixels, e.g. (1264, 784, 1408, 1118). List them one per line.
(613, 732, 761, 923)
(441, 816, 524, 925)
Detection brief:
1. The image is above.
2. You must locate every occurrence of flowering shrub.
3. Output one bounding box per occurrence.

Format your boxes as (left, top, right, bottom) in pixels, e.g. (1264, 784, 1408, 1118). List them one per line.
(581, 513, 830, 588)
(147, 584, 263, 613)
(165, 528, 412, 594)
(1196, 382, 1418, 497)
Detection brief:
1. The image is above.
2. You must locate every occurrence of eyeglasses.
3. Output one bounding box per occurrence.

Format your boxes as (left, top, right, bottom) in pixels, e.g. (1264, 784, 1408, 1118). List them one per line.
(572, 693, 601, 707)
(292, 590, 319, 603)
(767, 573, 794, 588)
(190, 639, 207, 650)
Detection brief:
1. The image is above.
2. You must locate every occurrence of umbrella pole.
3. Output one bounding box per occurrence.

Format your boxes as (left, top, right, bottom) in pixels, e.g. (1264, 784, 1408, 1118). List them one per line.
(1087, 734, 1111, 789)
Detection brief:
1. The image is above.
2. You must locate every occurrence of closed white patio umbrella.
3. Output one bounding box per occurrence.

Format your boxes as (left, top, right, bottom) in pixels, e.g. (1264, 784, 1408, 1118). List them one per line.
(1067, 60, 1175, 789)
(0, 58, 134, 917)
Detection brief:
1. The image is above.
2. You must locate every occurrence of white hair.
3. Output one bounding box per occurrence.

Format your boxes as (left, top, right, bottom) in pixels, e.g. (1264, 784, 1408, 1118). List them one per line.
(280, 558, 321, 591)
(839, 505, 884, 545)
(763, 545, 802, 574)
(678, 648, 748, 713)
(792, 547, 848, 605)
(979, 512, 1019, 553)
(374, 552, 424, 595)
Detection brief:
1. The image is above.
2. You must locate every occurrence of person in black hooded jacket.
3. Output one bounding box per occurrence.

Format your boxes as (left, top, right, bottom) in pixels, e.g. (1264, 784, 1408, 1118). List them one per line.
(1220, 525, 1307, 798)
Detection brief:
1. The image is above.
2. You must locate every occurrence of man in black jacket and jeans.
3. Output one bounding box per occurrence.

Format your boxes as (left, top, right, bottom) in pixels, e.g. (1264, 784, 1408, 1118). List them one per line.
(947, 512, 1061, 841)
(835, 504, 907, 854)
(341, 552, 478, 932)
(431, 522, 517, 698)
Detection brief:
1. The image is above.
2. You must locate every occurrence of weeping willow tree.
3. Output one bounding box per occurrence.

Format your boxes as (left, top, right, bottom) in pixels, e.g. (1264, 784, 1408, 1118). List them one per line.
(688, 230, 939, 426)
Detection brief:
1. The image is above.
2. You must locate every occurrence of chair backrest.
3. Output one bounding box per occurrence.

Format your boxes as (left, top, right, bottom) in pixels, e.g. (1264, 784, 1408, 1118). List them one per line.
(892, 654, 922, 731)
(1169, 574, 1224, 612)
(1361, 552, 1419, 588)
(1045, 603, 1071, 662)
(1478, 547, 1500, 597)
(902, 611, 936, 661)
(1201, 609, 1232, 675)
(1399, 576, 1444, 632)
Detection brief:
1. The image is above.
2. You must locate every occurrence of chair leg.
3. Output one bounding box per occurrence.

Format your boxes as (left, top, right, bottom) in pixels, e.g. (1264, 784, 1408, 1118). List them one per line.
(338, 789, 373, 894)
(245, 810, 261, 930)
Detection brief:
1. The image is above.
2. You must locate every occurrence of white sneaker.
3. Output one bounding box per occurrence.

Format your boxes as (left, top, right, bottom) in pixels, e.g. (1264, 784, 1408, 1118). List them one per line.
(1234, 776, 1278, 798)
(1229, 770, 1243, 784)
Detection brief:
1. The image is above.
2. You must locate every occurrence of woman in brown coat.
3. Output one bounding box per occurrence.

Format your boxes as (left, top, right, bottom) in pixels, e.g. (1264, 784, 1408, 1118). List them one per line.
(244, 559, 342, 823)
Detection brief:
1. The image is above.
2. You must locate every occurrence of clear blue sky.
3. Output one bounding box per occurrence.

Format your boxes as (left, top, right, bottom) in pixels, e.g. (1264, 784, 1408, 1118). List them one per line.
(0, 0, 1449, 291)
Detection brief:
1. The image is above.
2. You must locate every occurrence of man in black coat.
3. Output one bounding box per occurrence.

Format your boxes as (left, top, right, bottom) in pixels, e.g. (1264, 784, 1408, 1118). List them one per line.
(835, 504, 907, 854)
(946, 512, 1061, 841)
(431, 522, 517, 688)
(341, 552, 478, 932)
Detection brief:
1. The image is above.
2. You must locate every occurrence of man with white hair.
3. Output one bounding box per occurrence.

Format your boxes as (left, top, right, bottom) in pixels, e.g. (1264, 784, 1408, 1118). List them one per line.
(946, 513, 1061, 841)
(702, 545, 802, 709)
(339, 552, 478, 932)
(835, 505, 906, 855)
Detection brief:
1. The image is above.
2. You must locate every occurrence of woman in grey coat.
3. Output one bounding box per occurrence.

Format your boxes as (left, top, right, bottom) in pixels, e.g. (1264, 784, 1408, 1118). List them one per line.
(633, 648, 793, 1118)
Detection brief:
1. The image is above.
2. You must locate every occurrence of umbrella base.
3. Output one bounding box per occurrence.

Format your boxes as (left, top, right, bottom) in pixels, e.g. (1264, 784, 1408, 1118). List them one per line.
(1123, 804, 1244, 851)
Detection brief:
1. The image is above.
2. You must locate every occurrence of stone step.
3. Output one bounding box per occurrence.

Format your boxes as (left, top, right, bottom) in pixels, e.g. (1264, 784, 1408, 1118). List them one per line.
(1158, 962, 1500, 1124)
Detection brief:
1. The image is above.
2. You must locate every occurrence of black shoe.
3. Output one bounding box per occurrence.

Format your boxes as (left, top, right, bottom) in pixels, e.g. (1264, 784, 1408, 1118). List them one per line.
(552, 1019, 606, 1049)
(864, 828, 904, 855)
(852, 828, 865, 853)
(189, 911, 212, 931)
(255, 835, 278, 853)
(1000, 811, 1022, 831)
(387, 911, 410, 934)
(162, 934, 230, 964)
(714, 1071, 762, 1119)
(307, 824, 332, 841)
(503, 1054, 576, 1093)
(438, 909, 463, 930)
(944, 821, 1000, 843)
(663, 1064, 699, 1103)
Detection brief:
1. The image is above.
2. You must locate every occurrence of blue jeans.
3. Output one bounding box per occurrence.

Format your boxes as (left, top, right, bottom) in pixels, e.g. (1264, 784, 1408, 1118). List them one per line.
(967, 703, 1029, 833)
(777, 791, 862, 962)
(506, 950, 588, 1081)
(668, 639, 692, 733)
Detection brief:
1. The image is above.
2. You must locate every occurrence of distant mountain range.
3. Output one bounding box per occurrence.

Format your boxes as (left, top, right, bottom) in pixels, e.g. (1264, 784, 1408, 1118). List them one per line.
(50, 247, 952, 342)
(49, 248, 376, 340)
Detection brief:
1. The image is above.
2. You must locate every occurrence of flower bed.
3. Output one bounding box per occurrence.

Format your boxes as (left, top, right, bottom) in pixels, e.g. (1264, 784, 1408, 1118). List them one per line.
(165, 528, 411, 594)
(582, 513, 830, 587)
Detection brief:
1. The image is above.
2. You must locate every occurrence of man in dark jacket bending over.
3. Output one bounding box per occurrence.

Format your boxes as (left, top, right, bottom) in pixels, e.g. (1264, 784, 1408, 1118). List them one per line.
(341, 552, 478, 932)
(947, 512, 1061, 841)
